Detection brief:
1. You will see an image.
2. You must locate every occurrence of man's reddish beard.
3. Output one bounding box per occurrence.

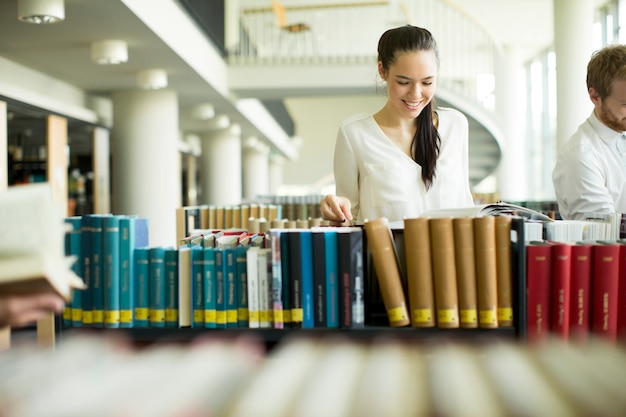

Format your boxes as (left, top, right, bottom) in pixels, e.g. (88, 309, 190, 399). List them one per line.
(596, 102, 626, 132)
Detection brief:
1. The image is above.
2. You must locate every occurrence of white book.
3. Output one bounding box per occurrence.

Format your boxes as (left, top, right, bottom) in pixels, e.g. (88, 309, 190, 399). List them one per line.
(246, 246, 260, 328)
(257, 247, 272, 328)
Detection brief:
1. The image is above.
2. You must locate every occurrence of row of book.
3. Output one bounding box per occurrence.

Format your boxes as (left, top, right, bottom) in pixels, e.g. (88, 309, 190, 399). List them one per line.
(63, 214, 366, 329)
(527, 239, 626, 344)
(3, 333, 625, 416)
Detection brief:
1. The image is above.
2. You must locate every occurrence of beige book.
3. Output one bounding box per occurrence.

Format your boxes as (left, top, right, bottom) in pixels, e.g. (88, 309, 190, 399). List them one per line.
(177, 246, 192, 327)
(403, 217, 436, 328)
(473, 216, 499, 328)
(364, 217, 410, 327)
(428, 217, 459, 328)
(495, 216, 514, 327)
(452, 217, 478, 328)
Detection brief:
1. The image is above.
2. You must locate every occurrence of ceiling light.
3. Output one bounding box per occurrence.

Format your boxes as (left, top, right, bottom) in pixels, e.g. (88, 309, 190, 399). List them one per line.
(91, 40, 128, 65)
(136, 69, 168, 90)
(191, 104, 215, 120)
(18, 0, 64, 24)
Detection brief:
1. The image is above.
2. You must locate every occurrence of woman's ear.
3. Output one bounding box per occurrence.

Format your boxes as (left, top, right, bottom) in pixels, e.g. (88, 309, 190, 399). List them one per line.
(377, 61, 386, 81)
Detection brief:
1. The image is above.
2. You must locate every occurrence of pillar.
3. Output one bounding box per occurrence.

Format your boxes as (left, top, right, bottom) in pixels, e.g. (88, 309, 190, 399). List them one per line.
(111, 90, 181, 247)
(200, 124, 243, 206)
(495, 46, 527, 201)
(269, 152, 285, 195)
(554, 0, 594, 151)
(242, 136, 270, 200)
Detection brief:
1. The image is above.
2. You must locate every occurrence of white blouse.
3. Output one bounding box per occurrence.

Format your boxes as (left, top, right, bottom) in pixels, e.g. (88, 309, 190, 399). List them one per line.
(333, 107, 474, 223)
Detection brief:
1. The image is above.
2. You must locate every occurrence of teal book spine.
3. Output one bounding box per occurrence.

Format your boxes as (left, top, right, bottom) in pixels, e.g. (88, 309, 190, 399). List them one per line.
(64, 216, 82, 327)
(103, 215, 122, 328)
(191, 245, 205, 328)
(79, 215, 93, 326)
(225, 247, 238, 328)
(164, 247, 179, 328)
(324, 230, 339, 328)
(235, 245, 249, 328)
(90, 214, 111, 328)
(149, 247, 166, 327)
(300, 230, 314, 329)
(215, 248, 226, 328)
(203, 247, 217, 328)
(133, 247, 150, 327)
(119, 216, 149, 328)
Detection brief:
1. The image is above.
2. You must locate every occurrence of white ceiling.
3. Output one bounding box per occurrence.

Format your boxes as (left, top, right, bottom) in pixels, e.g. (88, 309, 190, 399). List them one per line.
(0, 0, 594, 137)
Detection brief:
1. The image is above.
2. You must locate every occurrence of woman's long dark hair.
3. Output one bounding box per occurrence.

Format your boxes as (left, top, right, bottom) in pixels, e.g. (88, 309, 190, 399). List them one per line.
(377, 25, 440, 190)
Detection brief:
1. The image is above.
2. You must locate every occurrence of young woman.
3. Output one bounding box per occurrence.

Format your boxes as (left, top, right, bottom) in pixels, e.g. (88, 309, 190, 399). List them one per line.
(320, 25, 473, 224)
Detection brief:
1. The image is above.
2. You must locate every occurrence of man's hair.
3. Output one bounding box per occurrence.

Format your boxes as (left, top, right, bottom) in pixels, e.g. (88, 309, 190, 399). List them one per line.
(587, 44, 626, 99)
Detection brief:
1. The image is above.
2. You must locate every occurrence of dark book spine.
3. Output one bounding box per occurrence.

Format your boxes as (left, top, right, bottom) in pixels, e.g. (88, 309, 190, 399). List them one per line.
(312, 231, 327, 327)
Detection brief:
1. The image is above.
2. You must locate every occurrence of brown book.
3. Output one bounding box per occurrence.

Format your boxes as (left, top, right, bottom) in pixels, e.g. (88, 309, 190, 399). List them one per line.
(403, 217, 436, 328)
(473, 216, 498, 328)
(452, 217, 478, 328)
(495, 216, 514, 327)
(364, 217, 410, 327)
(429, 217, 460, 328)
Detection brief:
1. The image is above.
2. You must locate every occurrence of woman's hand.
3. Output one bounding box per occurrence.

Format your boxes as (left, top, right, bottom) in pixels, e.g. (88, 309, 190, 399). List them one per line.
(320, 195, 353, 226)
(0, 293, 65, 328)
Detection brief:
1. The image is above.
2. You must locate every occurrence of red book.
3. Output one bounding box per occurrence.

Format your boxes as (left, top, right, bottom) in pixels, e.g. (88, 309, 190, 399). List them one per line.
(568, 243, 593, 343)
(549, 241, 571, 340)
(591, 243, 620, 342)
(615, 241, 626, 341)
(526, 242, 552, 344)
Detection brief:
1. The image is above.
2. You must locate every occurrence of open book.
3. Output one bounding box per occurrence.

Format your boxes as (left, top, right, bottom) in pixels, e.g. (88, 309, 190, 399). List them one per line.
(0, 184, 85, 301)
(419, 202, 554, 222)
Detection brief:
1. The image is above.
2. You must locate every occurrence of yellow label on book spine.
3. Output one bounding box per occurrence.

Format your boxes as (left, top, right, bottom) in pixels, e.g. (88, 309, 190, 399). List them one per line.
(82, 311, 93, 324)
(259, 310, 269, 322)
(283, 309, 292, 324)
(193, 310, 203, 322)
(205, 310, 216, 323)
(249, 311, 259, 322)
(63, 308, 71, 320)
(150, 309, 165, 322)
(104, 311, 120, 324)
(273, 310, 284, 325)
(412, 308, 433, 323)
(479, 309, 497, 325)
(497, 307, 513, 322)
(72, 309, 83, 322)
(388, 306, 409, 323)
(216, 311, 226, 324)
(227, 310, 237, 323)
(166, 309, 178, 322)
(238, 308, 249, 321)
(291, 308, 304, 322)
(460, 309, 478, 324)
(93, 310, 104, 323)
(120, 310, 132, 323)
(437, 309, 458, 324)
(135, 308, 149, 321)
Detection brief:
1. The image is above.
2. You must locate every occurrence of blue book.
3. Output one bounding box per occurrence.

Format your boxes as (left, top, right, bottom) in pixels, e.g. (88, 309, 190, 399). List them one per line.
(323, 229, 339, 328)
(203, 247, 217, 328)
(79, 215, 93, 326)
(288, 230, 314, 328)
(299, 230, 314, 328)
(90, 214, 112, 327)
(64, 217, 82, 327)
(133, 247, 150, 327)
(149, 247, 166, 327)
(119, 216, 149, 328)
(191, 245, 205, 328)
(103, 215, 122, 328)
(224, 247, 238, 328)
(164, 247, 179, 328)
(235, 245, 249, 327)
(214, 248, 226, 328)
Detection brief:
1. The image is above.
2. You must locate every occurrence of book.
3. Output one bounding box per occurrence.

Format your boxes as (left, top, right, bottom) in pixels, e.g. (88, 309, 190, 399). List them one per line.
(246, 246, 260, 329)
(235, 245, 249, 328)
(311, 229, 327, 328)
(191, 245, 205, 328)
(617, 241, 626, 341)
(495, 216, 514, 327)
(79, 214, 94, 325)
(526, 241, 553, 344)
(429, 217, 460, 329)
(363, 218, 410, 327)
(452, 217, 478, 328)
(149, 247, 166, 328)
(164, 247, 179, 328)
(420, 201, 554, 222)
(90, 214, 112, 328)
(64, 216, 83, 327)
(403, 217, 436, 328)
(269, 229, 285, 329)
(549, 241, 572, 340)
(336, 227, 365, 328)
(119, 216, 149, 328)
(224, 247, 239, 328)
(203, 247, 217, 328)
(177, 245, 192, 327)
(102, 215, 122, 328)
(591, 242, 620, 342)
(568, 242, 593, 343)
(215, 248, 227, 328)
(473, 216, 498, 329)
(280, 227, 292, 327)
(257, 247, 272, 328)
(133, 247, 151, 327)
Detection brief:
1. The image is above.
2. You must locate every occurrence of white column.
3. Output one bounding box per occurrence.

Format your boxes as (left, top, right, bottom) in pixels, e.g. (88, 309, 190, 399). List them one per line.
(111, 90, 181, 247)
(269, 152, 285, 195)
(495, 46, 527, 201)
(200, 124, 243, 206)
(0, 100, 6, 190)
(554, 0, 594, 151)
(242, 136, 270, 200)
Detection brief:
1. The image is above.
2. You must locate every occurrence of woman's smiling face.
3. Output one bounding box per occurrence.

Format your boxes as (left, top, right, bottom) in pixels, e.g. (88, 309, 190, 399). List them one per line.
(379, 49, 438, 119)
